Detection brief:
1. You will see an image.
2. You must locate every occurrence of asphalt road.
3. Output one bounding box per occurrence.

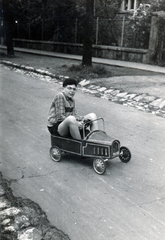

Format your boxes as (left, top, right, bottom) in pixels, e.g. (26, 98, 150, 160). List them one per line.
(1, 66, 165, 240)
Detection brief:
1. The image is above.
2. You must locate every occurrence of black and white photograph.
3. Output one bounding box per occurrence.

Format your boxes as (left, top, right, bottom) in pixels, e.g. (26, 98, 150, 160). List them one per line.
(0, 0, 165, 239)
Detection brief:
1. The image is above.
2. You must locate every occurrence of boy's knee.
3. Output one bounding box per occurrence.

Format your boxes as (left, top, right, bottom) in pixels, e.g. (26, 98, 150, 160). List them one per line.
(66, 115, 77, 124)
(89, 112, 97, 120)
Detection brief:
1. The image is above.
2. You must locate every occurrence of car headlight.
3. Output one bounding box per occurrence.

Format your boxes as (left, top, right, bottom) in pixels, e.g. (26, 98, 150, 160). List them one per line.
(112, 140, 120, 152)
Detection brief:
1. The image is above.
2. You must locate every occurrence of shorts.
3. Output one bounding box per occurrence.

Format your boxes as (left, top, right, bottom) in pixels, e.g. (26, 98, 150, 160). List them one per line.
(47, 122, 62, 135)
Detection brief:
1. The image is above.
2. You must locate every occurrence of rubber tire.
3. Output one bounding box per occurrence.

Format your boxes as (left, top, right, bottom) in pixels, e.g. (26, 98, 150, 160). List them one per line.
(50, 146, 61, 162)
(93, 158, 106, 175)
(119, 146, 131, 163)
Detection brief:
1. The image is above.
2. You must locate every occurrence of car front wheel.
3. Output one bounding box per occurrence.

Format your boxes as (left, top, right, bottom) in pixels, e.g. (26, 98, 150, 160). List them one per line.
(93, 158, 106, 175)
(119, 146, 131, 163)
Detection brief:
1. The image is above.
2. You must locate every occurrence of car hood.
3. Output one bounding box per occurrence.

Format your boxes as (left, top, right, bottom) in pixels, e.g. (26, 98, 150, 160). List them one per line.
(86, 130, 119, 145)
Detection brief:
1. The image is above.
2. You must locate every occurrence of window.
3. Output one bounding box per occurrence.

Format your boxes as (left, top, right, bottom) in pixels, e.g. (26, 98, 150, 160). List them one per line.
(131, 0, 135, 9)
(121, 0, 138, 11)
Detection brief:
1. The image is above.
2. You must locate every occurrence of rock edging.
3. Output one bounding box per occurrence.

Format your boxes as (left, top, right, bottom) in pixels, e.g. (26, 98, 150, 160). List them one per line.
(1, 60, 165, 118)
(0, 172, 70, 240)
(79, 79, 165, 118)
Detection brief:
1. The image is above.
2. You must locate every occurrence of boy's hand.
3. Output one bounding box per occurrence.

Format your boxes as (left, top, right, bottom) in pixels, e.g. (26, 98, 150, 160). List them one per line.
(82, 117, 91, 123)
(77, 120, 84, 130)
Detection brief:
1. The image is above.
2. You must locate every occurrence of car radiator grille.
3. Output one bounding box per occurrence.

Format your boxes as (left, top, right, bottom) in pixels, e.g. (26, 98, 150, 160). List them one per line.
(93, 147, 109, 156)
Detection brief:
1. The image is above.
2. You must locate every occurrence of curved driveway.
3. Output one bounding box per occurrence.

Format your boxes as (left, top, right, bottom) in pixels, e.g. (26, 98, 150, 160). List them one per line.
(1, 66, 165, 240)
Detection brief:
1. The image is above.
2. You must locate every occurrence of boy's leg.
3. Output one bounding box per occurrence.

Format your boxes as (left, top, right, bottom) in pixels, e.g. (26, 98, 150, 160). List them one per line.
(58, 116, 81, 140)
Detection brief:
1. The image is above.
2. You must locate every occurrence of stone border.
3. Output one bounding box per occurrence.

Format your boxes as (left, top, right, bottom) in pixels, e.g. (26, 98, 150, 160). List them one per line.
(79, 80, 165, 118)
(0, 172, 70, 240)
(1, 60, 165, 118)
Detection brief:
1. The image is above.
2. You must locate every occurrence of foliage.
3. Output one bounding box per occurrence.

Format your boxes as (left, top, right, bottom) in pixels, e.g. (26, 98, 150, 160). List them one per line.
(16, 0, 44, 39)
(124, 0, 165, 59)
(45, 0, 80, 42)
(94, 0, 122, 19)
(8, 0, 122, 43)
(149, 0, 165, 12)
(68, 63, 112, 80)
(126, 4, 152, 49)
(12, 0, 80, 41)
(3, 0, 165, 51)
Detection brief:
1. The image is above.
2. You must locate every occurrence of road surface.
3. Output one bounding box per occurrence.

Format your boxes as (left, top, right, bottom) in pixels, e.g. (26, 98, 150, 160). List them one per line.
(1, 66, 165, 240)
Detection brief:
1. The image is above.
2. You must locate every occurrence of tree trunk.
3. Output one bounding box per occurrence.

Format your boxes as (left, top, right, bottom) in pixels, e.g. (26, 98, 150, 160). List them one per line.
(82, 0, 94, 66)
(2, 0, 14, 56)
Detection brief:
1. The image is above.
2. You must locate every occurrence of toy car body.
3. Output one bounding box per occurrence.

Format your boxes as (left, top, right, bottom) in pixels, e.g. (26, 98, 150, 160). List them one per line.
(50, 118, 131, 174)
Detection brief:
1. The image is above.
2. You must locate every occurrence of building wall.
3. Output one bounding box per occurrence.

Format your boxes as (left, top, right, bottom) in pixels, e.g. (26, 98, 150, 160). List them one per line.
(13, 39, 148, 64)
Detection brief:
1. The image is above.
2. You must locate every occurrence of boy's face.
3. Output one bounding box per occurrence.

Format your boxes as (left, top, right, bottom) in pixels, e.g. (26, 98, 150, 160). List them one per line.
(63, 84, 77, 99)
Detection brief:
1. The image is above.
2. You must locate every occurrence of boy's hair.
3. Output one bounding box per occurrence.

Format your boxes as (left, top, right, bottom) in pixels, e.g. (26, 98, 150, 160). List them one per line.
(63, 78, 78, 87)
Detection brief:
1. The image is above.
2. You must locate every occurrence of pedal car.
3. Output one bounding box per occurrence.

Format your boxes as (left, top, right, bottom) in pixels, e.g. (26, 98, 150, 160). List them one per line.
(49, 118, 131, 175)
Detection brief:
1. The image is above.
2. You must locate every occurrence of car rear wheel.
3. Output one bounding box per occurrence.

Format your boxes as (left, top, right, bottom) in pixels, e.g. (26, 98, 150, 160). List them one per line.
(119, 146, 131, 163)
(93, 158, 106, 175)
(50, 146, 61, 162)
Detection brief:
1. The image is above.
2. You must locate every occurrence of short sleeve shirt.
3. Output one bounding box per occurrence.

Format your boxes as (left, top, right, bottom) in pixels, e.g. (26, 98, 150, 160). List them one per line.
(47, 92, 76, 127)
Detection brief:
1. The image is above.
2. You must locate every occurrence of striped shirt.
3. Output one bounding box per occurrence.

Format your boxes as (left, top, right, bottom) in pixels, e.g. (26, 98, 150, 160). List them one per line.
(47, 92, 80, 127)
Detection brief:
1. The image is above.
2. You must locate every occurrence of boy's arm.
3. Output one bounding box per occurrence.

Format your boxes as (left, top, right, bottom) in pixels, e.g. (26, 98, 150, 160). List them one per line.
(55, 94, 66, 122)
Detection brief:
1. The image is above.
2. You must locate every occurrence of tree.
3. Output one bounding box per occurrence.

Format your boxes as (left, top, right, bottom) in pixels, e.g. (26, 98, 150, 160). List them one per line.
(82, 0, 94, 66)
(2, 0, 14, 56)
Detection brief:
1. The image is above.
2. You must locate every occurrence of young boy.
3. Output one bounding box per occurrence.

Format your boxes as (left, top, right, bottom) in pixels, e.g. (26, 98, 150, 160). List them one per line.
(47, 78, 98, 140)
